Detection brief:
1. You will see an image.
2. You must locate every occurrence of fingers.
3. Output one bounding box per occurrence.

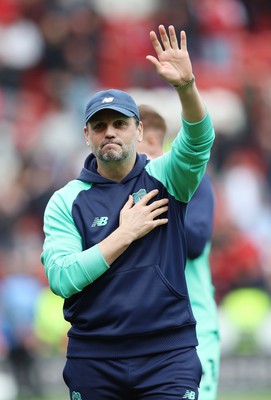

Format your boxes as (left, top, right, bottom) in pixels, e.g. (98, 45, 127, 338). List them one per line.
(180, 30, 187, 51)
(168, 25, 179, 50)
(145, 54, 160, 69)
(148, 30, 163, 56)
(158, 25, 171, 50)
(148, 198, 169, 213)
(124, 190, 166, 208)
(152, 217, 168, 227)
(125, 189, 169, 215)
(149, 25, 183, 53)
(134, 189, 169, 215)
(136, 189, 159, 205)
(122, 195, 134, 210)
(120, 190, 168, 238)
(150, 205, 169, 220)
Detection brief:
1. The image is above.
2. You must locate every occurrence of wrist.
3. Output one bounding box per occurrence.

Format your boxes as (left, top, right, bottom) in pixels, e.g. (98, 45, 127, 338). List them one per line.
(116, 226, 135, 246)
(173, 75, 195, 90)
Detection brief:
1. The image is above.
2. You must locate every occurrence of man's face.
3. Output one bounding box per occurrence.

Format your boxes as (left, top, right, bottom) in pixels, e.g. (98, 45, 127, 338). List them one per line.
(84, 109, 142, 163)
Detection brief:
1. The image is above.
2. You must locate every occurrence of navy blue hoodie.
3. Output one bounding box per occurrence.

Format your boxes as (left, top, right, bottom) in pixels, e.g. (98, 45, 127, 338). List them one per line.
(41, 112, 215, 358)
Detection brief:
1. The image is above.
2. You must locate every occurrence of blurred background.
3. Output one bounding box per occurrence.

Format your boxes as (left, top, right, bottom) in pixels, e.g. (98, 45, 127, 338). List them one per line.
(0, 0, 271, 399)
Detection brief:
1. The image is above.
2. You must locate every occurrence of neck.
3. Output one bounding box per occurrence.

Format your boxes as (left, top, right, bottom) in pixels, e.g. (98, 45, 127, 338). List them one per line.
(97, 155, 136, 182)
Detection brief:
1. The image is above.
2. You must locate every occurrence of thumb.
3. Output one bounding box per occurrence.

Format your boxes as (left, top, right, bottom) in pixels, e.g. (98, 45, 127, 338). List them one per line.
(146, 55, 160, 69)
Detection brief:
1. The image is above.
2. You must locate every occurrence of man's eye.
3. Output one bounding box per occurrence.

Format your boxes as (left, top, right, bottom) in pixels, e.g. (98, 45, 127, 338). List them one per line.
(93, 123, 105, 130)
(116, 120, 127, 127)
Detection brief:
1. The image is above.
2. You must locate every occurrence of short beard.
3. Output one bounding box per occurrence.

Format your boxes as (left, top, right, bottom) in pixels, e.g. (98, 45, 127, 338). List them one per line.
(96, 148, 130, 162)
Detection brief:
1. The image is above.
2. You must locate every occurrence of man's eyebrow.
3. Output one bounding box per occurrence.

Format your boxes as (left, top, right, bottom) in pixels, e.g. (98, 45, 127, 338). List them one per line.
(90, 114, 130, 122)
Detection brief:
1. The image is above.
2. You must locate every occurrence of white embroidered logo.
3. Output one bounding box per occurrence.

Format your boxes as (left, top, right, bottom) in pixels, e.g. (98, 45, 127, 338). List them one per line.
(182, 390, 196, 399)
(102, 97, 114, 103)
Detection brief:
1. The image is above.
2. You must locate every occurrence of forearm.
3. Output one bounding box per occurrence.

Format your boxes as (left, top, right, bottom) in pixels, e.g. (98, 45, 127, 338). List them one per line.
(41, 190, 111, 298)
(176, 80, 206, 123)
(98, 226, 134, 265)
(43, 244, 109, 298)
(43, 230, 132, 299)
(146, 112, 214, 202)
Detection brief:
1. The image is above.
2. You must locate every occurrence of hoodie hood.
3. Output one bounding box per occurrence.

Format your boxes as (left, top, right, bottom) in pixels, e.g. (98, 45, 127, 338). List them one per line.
(77, 153, 148, 184)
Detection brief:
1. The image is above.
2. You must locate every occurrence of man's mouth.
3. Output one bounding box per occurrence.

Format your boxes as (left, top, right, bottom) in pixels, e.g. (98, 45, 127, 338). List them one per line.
(102, 142, 121, 148)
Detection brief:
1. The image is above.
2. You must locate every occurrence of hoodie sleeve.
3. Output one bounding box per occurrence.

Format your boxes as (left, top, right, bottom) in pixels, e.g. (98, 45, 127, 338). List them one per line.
(185, 174, 215, 259)
(40, 181, 110, 299)
(145, 111, 215, 202)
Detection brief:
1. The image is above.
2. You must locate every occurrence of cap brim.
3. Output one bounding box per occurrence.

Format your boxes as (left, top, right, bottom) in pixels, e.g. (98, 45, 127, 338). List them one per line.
(85, 105, 135, 124)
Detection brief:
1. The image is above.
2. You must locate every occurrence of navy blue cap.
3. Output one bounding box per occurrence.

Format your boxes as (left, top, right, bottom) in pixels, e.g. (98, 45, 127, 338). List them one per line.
(85, 89, 140, 124)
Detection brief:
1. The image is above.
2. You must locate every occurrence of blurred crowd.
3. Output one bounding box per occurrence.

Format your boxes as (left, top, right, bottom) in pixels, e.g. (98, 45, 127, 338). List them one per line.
(1, 0, 271, 397)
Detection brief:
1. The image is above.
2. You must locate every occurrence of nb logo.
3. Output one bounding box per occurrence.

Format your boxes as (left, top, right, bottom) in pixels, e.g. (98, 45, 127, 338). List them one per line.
(91, 216, 109, 227)
(72, 391, 82, 400)
(182, 390, 196, 399)
(102, 97, 114, 103)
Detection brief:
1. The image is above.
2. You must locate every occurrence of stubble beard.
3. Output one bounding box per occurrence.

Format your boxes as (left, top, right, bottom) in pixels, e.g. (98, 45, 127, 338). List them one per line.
(95, 142, 137, 163)
(95, 146, 129, 162)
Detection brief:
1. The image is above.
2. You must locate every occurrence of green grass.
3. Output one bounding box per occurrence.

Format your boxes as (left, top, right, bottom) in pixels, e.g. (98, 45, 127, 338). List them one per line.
(18, 398, 66, 400)
(218, 392, 271, 400)
(18, 397, 66, 400)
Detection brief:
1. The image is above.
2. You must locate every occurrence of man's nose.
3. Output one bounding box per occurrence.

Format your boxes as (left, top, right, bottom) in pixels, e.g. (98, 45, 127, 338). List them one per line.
(105, 125, 117, 137)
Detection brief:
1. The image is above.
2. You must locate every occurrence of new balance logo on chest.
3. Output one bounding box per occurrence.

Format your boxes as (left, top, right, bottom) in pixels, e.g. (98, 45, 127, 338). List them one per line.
(91, 216, 109, 227)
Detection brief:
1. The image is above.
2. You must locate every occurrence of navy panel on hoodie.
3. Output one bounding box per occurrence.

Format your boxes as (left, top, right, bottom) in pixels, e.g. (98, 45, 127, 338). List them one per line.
(63, 154, 196, 357)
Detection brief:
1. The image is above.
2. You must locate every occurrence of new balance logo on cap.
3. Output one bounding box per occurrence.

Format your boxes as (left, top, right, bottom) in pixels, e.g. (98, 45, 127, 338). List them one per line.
(91, 217, 108, 227)
(102, 97, 114, 103)
(85, 88, 140, 124)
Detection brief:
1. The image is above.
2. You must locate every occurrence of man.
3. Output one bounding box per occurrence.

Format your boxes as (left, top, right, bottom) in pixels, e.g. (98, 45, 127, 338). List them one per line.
(41, 25, 215, 400)
(137, 104, 220, 400)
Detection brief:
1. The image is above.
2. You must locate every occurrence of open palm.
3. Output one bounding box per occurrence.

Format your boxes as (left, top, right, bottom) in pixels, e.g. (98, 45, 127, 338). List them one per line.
(146, 25, 193, 86)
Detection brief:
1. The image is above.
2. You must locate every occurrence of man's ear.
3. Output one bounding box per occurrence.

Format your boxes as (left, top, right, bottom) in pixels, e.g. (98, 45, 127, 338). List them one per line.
(84, 126, 89, 146)
(137, 121, 143, 142)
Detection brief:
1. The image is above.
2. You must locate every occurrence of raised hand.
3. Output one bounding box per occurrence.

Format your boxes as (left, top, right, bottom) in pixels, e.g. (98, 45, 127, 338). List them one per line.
(146, 25, 193, 87)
